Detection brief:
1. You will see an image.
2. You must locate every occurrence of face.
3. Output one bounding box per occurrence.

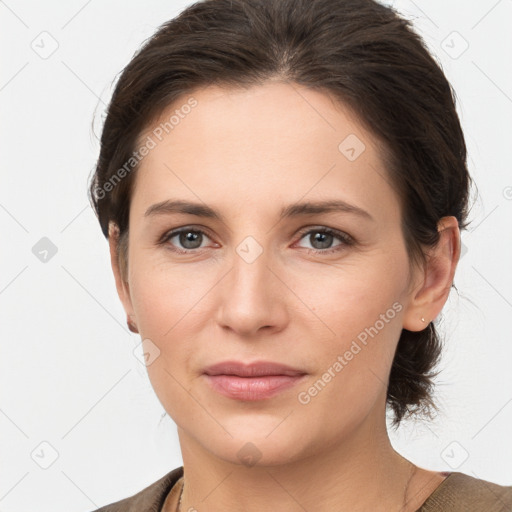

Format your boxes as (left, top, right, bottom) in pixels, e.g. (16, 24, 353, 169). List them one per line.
(115, 82, 426, 466)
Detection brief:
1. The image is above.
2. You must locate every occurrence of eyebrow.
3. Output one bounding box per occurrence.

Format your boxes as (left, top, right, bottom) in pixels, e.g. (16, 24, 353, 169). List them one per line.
(144, 199, 374, 222)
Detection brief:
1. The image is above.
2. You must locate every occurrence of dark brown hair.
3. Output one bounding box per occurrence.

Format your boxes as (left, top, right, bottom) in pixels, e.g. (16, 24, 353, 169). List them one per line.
(88, 0, 472, 427)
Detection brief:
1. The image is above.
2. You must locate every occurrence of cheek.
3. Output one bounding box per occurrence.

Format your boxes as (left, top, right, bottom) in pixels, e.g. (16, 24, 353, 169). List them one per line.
(128, 262, 208, 422)
(291, 252, 407, 343)
(129, 254, 206, 337)
(292, 308, 403, 440)
(289, 256, 407, 408)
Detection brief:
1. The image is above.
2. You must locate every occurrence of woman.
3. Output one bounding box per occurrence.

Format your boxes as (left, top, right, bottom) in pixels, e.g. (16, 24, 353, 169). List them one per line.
(88, 0, 512, 510)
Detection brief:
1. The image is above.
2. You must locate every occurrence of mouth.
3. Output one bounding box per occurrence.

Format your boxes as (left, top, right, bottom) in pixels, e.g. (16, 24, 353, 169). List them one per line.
(203, 360, 307, 401)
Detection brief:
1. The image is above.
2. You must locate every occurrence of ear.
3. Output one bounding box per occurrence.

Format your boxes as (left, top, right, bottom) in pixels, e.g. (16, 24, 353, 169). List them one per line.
(402, 216, 461, 332)
(108, 222, 137, 331)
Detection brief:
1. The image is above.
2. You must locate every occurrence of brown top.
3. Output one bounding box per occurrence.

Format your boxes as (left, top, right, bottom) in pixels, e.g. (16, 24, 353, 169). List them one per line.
(91, 466, 512, 511)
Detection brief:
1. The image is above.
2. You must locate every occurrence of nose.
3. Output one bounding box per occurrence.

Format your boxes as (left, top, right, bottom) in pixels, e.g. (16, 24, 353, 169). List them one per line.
(214, 241, 288, 338)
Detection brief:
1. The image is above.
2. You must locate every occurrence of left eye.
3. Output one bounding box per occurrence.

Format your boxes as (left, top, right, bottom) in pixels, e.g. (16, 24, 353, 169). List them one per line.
(295, 228, 352, 253)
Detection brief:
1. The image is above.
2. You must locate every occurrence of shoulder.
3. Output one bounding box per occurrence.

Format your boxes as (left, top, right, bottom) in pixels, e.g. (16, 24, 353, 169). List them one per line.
(89, 466, 184, 512)
(419, 471, 512, 512)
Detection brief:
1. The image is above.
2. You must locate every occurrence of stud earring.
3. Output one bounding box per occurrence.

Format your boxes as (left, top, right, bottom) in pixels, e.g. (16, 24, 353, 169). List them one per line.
(421, 317, 425, 322)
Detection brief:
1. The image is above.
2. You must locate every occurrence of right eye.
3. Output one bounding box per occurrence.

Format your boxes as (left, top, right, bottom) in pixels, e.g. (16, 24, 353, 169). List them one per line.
(160, 227, 214, 253)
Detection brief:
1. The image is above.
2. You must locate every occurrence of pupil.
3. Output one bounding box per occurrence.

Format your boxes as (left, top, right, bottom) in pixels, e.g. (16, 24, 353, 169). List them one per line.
(313, 232, 332, 249)
(181, 231, 201, 249)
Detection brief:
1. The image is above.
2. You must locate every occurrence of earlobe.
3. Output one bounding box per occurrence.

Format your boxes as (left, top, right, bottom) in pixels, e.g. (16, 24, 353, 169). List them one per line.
(127, 313, 139, 333)
(402, 216, 460, 332)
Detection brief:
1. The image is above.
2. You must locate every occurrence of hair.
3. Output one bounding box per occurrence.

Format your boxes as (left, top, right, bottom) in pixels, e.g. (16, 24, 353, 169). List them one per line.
(88, 0, 473, 427)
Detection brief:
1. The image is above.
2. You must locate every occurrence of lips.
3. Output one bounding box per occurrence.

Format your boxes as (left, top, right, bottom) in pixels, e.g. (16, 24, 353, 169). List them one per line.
(203, 360, 306, 377)
(203, 360, 307, 400)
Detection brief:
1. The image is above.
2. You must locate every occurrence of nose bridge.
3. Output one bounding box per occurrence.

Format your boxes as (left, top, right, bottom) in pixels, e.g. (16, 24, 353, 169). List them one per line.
(231, 233, 274, 300)
(215, 230, 286, 334)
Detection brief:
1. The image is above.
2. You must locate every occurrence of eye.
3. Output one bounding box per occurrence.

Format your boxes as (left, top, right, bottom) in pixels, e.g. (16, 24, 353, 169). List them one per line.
(295, 227, 354, 254)
(160, 227, 213, 254)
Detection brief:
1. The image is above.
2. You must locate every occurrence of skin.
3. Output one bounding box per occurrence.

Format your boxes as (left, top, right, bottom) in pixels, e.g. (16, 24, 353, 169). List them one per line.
(109, 82, 460, 511)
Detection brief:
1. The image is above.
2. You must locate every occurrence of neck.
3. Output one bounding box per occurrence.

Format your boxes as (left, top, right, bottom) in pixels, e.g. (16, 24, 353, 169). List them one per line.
(176, 404, 420, 512)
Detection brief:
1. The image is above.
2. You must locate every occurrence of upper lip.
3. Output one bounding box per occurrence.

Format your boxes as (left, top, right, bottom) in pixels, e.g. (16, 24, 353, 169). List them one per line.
(204, 360, 307, 377)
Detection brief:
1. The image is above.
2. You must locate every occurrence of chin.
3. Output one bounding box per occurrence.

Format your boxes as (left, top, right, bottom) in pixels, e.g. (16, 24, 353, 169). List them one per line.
(200, 425, 311, 467)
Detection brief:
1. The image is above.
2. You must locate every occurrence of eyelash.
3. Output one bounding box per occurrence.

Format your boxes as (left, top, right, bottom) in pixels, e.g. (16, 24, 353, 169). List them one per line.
(159, 226, 354, 255)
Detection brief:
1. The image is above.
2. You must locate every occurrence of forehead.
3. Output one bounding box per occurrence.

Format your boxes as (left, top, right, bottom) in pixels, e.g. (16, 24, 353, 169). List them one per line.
(131, 82, 398, 223)
(143, 81, 372, 154)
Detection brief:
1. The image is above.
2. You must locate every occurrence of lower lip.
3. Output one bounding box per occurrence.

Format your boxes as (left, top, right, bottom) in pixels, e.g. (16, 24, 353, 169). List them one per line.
(204, 374, 306, 400)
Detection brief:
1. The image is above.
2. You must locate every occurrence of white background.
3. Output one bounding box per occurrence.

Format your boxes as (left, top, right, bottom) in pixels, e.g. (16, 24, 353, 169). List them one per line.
(1, 0, 511, 510)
